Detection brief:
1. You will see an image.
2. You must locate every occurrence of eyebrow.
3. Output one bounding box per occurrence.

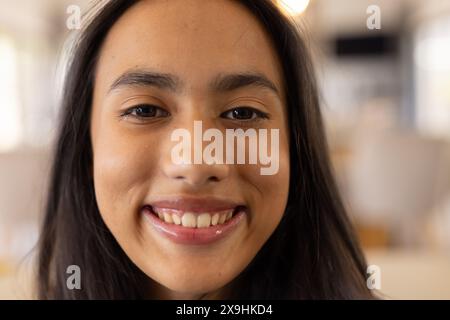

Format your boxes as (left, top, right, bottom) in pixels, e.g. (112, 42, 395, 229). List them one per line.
(210, 72, 280, 95)
(109, 71, 181, 93)
(108, 69, 280, 96)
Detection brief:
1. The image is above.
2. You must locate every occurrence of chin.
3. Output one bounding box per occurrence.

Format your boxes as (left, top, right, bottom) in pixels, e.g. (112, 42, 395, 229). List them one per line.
(155, 270, 231, 297)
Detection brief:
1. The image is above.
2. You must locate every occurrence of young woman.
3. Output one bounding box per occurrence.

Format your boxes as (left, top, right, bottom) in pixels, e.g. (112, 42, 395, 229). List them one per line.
(37, 0, 373, 299)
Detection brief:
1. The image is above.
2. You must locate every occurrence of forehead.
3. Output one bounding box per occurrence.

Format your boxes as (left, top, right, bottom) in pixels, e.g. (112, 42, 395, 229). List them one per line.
(95, 0, 284, 95)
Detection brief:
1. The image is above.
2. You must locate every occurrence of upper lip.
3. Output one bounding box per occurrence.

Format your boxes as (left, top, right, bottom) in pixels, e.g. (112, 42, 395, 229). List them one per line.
(146, 196, 245, 213)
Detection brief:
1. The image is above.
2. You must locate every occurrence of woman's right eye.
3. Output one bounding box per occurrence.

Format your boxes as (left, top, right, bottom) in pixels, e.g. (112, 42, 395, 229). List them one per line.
(121, 104, 170, 120)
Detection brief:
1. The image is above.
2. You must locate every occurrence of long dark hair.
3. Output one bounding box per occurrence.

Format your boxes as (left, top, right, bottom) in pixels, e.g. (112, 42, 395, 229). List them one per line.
(37, 0, 373, 299)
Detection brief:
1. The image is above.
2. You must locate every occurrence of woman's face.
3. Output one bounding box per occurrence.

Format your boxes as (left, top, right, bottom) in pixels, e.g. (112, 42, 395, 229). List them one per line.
(91, 0, 290, 299)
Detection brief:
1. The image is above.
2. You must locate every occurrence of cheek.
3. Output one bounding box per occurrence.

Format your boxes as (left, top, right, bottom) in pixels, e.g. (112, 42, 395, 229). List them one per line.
(240, 133, 290, 236)
(91, 127, 159, 236)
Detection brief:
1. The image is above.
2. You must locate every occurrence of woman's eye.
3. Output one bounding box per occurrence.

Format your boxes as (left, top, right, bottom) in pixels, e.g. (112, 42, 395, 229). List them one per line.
(122, 104, 170, 119)
(220, 107, 269, 121)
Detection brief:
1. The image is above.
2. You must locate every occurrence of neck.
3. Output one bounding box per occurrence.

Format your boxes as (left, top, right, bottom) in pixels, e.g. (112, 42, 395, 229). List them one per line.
(147, 279, 232, 300)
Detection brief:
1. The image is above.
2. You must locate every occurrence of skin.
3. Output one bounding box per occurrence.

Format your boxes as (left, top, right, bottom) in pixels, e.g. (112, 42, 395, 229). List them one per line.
(90, 0, 290, 299)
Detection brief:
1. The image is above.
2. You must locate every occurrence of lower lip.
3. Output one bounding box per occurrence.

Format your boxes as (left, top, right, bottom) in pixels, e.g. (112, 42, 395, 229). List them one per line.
(143, 208, 246, 245)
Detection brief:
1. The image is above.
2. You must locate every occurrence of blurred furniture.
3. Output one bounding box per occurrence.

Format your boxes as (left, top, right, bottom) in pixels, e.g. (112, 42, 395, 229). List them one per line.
(347, 129, 450, 247)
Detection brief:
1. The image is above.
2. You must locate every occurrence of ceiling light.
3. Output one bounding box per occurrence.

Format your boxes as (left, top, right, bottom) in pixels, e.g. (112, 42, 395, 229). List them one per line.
(278, 0, 310, 16)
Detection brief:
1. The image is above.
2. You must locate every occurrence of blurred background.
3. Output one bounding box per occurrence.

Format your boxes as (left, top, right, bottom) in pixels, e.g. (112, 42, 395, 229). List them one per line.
(1, 0, 450, 299)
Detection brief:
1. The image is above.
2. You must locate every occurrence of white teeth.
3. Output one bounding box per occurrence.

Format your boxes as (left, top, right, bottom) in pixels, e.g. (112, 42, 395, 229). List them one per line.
(163, 212, 173, 224)
(154, 208, 239, 227)
(181, 212, 197, 228)
(211, 213, 219, 226)
(197, 213, 211, 228)
(172, 214, 181, 225)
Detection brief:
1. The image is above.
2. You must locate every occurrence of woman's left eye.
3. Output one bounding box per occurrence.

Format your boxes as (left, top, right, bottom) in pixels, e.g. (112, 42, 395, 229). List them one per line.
(121, 104, 170, 119)
(220, 107, 269, 121)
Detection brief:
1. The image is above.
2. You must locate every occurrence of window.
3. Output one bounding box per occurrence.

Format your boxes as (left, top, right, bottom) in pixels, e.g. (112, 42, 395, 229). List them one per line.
(0, 35, 21, 151)
(414, 16, 450, 139)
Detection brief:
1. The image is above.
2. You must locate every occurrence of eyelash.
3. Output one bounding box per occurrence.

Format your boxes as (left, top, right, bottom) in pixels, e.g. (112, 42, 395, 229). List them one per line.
(220, 106, 270, 121)
(120, 104, 170, 120)
(120, 105, 270, 122)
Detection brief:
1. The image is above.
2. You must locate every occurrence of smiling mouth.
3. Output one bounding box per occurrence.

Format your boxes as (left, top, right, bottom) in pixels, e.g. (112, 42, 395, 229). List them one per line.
(141, 197, 248, 245)
(144, 205, 247, 228)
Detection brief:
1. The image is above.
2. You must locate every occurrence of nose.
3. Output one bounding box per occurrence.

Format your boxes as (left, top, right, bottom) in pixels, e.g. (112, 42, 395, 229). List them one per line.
(163, 161, 230, 187)
(161, 117, 230, 188)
